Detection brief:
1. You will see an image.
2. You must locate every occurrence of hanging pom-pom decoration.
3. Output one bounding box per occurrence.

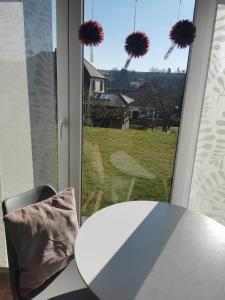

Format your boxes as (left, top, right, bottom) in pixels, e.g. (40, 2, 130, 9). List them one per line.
(125, 31, 149, 58)
(164, 19, 196, 60)
(170, 19, 196, 48)
(122, 0, 150, 70)
(78, 20, 104, 46)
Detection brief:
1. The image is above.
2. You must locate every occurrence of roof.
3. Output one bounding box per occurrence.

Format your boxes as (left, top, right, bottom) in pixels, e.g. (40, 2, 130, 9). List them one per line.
(84, 59, 105, 79)
(120, 94, 134, 105)
(91, 93, 134, 107)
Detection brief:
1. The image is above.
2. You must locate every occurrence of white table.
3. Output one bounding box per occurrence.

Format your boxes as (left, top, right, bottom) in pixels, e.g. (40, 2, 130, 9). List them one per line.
(75, 201, 225, 300)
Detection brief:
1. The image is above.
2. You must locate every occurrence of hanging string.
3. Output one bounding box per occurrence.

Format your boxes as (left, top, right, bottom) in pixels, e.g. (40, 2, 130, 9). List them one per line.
(90, 0, 94, 63)
(123, 0, 138, 70)
(164, 0, 182, 60)
(177, 0, 181, 20)
(92, 0, 94, 19)
(133, 0, 138, 32)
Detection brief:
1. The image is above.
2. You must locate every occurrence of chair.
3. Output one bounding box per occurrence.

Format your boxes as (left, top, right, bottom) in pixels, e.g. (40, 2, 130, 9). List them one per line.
(2, 185, 98, 300)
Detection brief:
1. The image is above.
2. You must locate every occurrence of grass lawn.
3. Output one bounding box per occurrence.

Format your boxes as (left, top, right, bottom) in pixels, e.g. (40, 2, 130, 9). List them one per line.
(82, 126, 178, 216)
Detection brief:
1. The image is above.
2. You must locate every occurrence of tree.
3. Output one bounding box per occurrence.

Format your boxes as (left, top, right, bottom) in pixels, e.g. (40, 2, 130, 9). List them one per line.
(137, 81, 179, 132)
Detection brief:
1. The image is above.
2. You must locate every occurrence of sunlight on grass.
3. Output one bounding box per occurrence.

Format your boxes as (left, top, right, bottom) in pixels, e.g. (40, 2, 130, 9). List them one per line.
(82, 126, 178, 216)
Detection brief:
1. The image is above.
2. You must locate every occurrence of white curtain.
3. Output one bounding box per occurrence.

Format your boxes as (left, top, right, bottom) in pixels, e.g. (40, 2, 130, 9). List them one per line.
(189, 5, 225, 225)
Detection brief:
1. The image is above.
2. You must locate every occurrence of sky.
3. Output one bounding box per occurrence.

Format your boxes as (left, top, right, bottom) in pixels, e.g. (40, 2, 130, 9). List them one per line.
(83, 0, 196, 72)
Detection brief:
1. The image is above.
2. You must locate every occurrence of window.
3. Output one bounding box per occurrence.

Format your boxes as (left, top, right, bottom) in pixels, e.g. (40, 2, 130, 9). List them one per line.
(92, 79, 96, 91)
(100, 80, 103, 91)
(82, 0, 196, 217)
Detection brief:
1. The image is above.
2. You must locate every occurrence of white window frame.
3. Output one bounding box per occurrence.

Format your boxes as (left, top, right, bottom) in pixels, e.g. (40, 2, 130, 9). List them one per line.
(57, 0, 83, 224)
(171, 0, 219, 207)
(57, 0, 69, 191)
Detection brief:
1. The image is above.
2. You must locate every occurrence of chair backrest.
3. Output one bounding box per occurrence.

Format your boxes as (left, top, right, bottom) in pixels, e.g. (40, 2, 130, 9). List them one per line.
(2, 185, 57, 300)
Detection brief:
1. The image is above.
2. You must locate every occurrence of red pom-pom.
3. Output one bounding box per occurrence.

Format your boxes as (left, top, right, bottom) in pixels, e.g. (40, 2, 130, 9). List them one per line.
(125, 32, 149, 58)
(170, 20, 196, 48)
(78, 20, 104, 46)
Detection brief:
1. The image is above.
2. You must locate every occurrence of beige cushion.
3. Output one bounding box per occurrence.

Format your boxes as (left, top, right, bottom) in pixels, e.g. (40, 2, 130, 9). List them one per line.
(4, 187, 78, 298)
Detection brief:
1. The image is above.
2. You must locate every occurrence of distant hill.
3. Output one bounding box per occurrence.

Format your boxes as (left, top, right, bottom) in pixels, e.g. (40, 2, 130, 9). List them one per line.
(97, 69, 186, 109)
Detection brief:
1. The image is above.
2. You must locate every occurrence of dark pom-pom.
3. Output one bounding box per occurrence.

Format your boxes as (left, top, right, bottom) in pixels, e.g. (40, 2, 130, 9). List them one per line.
(125, 31, 149, 58)
(78, 20, 104, 46)
(170, 19, 196, 48)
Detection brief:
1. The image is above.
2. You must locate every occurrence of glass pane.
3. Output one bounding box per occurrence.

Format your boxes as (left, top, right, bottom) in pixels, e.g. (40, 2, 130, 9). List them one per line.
(25, 0, 58, 188)
(0, 0, 57, 266)
(82, 0, 195, 217)
(189, 4, 225, 225)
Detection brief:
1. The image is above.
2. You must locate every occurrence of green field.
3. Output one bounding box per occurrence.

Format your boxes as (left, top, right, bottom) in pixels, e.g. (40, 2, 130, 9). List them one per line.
(82, 126, 178, 216)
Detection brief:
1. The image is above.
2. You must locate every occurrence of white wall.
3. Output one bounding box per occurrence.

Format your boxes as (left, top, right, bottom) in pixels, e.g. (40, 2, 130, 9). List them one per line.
(0, 2, 34, 267)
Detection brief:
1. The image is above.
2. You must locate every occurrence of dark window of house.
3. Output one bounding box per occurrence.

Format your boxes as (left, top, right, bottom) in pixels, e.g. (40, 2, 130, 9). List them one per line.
(92, 80, 95, 91)
(100, 80, 103, 91)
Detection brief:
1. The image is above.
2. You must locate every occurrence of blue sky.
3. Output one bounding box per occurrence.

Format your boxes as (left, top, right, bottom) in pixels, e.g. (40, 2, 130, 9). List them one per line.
(84, 0, 195, 71)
